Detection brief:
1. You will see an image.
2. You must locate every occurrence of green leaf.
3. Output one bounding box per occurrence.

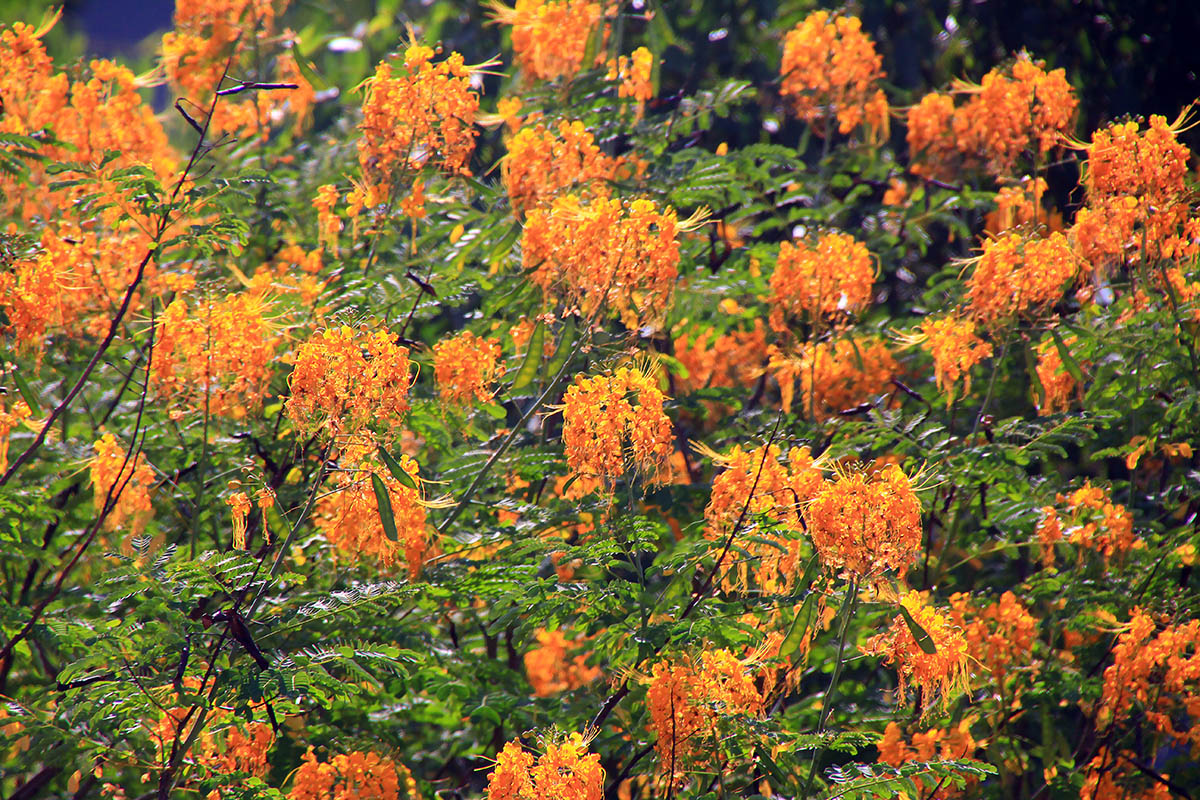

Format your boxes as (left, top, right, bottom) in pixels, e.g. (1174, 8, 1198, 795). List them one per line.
(12, 369, 39, 414)
(510, 321, 544, 393)
(479, 402, 507, 420)
(544, 316, 577, 378)
(370, 473, 399, 542)
(378, 446, 417, 490)
(779, 592, 817, 660)
(897, 605, 937, 654)
(1024, 342, 1045, 409)
(1049, 329, 1084, 383)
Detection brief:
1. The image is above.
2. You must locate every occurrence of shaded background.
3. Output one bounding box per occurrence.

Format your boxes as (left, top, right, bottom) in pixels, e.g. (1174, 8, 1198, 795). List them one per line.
(3, 0, 1198, 150)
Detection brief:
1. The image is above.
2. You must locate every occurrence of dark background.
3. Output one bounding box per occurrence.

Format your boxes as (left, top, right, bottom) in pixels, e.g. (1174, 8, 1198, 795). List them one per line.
(7, 0, 1199, 148)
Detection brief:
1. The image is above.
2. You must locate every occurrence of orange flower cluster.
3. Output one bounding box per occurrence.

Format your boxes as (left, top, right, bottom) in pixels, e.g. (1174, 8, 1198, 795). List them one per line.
(984, 176, 1062, 236)
(152, 293, 279, 418)
(948, 591, 1038, 684)
(770, 335, 898, 419)
(1033, 334, 1079, 415)
(161, 0, 313, 138)
(672, 321, 766, 394)
(780, 11, 888, 137)
(646, 650, 763, 777)
(433, 330, 504, 406)
(152, 707, 274, 790)
(877, 719, 979, 766)
(358, 45, 480, 200)
(877, 720, 980, 799)
(289, 748, 421, 800)
(0, 399, 32, 475)
(1034, 505, 1063, 568)
(559, 366, 672, 486)
(227, 489, 251, 550)
(314, 185, 342, 255)
(314, 435, 429, 580)
(608, 47, 654, 119)
(90, 434, 155, 534)
(1080, 747, 1173, 800)
(805, 463, 922, 579)
(485, 733, 603, 800)
(965, 231, 1077, 322)
(1, 226, 161, 359)
(1071, 114, 1196, 269)
(1099, 608, 1200, 751)
(917, 315, 993, 406)
(768, 232, 875, 332)
(490, 0, 608, 83)
(287, 326, 413, 435)
(907, 53, 1076, 178)
(703, 444, 823, 592)
(522, 194, 682, 325)
(502, 120, 623, 213)
(0, 18, 176, 220)
(705, 444, 822, 533)
(523, 628, 602, 696)
(1067, 482, 1137, 562)
(866, 591, 970, 705)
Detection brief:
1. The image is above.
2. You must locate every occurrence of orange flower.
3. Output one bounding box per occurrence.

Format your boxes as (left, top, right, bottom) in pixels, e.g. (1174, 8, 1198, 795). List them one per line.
(522, 194, 683, 326)
(1, 224, 166, 359)
(490, 0, 609, 83)
(502, 120, 622, 213)
(780, 11, 887, 137)
(965, 231, 1077, 322)
(907, 53, 1077, 178)
(608, 46, 654, 119)
(226, 487, 252, 550)
(314, 434, 430, 580)
(877, 720, 980, 799)
(286, 326, 412, 435)
(906, 91, 958, 180)
(916, 315, 993, 406)
(769, 232, 875, 332)
(1059, 481, 1139, 563)
(152, 703, 275, 791)
(152, 293, 279, 418)
(161, 0, 314, 138)
(948, 591, 1038, 684)
(524, 629, 602, 696)
(90, 433, 155, 535)
(647, 649, 763, 782)
(702, 443, 823, 593)
(399, 178, 427, 219)
(672, 321, 766, 396)
(0, 399, 32, 475)
(485, 733, 602, 800)
(984, 176, 1062, 235)
(559, 366, 672, 487)
(769, 335, 898, 420)
(1069, 112, 1195, 269)
(357, 45, 480, 199)
(865, 590, 970, 705)
(314, 184, 342, 254)
(1, 18, 177, 220)
(433, 330, 505, 405)
(288, 748, 421, 800)
(1099, 609, 1200, 751)
(805, 463, 922, 579)
(1033, 333, 1080, 415)
(1035, 506, 1062, 568)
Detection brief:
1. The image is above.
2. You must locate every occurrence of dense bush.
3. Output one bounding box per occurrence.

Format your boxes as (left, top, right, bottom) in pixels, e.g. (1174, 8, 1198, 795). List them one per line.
(1, 2, 1198, 799)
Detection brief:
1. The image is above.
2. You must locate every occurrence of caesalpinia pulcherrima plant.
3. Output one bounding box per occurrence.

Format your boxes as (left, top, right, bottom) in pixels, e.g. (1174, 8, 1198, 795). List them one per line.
(1, 2, 1198, 799)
